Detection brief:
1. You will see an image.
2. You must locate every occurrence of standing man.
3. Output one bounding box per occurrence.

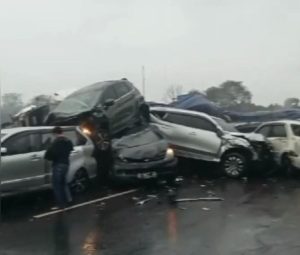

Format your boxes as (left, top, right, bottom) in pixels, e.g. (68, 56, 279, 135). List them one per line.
(45, 127, 74, 209)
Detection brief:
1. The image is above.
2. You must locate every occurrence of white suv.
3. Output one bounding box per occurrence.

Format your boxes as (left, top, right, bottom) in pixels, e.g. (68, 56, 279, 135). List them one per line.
(254, 120, 300, 172)
(0, 126, 97, 196)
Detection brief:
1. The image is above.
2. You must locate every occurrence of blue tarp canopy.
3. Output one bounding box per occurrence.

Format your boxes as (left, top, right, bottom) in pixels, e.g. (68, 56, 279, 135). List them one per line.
(169, 92, 300, 122)
(171, 92, 226, 119)
(227, 109, 300, 122)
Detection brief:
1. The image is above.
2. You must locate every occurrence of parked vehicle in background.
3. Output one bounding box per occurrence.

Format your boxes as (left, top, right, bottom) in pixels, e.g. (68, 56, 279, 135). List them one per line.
(0, 127, 97, 196)
(150, 107, 272, 178)
(46, 79, 145, 137)
(254, 120, 300, 173)
(111, 125, 177, 182)
(235, 122, 262, 133)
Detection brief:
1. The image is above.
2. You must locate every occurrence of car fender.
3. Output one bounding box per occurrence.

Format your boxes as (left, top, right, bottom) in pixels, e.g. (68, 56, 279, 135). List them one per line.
(219, 134, 257, 160)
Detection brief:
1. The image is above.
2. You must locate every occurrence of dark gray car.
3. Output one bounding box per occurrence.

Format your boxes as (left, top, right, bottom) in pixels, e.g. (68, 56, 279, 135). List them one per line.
(46, 79, 145, 136)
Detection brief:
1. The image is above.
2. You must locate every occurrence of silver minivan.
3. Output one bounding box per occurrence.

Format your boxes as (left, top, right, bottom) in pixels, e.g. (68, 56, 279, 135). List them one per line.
(150, 107, 271, 178)
(0, 126, 97, 196)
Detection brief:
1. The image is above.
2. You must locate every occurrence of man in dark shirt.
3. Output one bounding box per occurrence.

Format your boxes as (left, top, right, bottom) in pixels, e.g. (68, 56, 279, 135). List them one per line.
(45, 127, 74, 209)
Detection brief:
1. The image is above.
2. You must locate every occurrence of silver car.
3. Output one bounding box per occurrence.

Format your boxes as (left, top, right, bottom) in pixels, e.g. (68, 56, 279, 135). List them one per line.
(0, 126, 97, 196)
(150, 107, 271, 178)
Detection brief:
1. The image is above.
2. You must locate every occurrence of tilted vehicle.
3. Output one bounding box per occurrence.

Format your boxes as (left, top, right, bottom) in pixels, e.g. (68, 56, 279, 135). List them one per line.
(0, 126, 97, 196)
(254, 120, 300, 172)
(46, 79, 145, 137)
(111, 125, 177, 182)
(150, 107, 272, 178)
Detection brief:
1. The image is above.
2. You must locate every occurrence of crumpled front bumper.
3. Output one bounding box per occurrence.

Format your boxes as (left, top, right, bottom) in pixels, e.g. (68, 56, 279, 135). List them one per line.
(112, 157, 178, 181)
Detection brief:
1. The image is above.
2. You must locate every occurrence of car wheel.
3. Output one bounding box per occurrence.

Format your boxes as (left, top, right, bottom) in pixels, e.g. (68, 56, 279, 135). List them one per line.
(70, 169, 90, 194)
(222, 152, 248, 178)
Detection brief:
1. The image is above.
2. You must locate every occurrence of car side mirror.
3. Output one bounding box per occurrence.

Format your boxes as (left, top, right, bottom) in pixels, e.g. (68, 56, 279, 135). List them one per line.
(104, 99, 115, 108)
(1, 147, 7, 155)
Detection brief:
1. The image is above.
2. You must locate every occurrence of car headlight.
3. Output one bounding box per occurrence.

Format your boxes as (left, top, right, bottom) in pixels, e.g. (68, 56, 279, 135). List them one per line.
(81, 127, 92, 136)
(166, 148, 175, 159)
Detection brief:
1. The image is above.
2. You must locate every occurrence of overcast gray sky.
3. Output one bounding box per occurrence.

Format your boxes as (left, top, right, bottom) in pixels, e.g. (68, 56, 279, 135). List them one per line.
(0, 0, 300, 105)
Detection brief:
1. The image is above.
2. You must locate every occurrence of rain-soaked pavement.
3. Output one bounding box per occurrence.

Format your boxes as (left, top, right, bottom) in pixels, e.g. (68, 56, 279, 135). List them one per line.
(1, 168, 300, 255)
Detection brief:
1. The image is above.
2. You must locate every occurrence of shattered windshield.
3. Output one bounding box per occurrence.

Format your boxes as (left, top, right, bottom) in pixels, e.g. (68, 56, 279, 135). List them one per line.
(54, 89, 104, 115)
(213, 118, 238, 132)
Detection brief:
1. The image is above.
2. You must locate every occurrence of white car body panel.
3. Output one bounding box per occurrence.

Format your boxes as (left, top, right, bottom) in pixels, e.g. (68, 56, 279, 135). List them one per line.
(254, 121, 300, 169)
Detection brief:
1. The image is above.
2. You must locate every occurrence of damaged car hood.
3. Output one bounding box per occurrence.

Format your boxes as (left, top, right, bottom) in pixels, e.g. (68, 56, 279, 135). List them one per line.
(229, 132, 266, 143)
(112, 127, 168, 161)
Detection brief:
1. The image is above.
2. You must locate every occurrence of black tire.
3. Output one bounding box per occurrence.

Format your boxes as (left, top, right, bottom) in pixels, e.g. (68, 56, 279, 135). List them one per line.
(70, 169, 90, 194)
(221, 152, 248, 178)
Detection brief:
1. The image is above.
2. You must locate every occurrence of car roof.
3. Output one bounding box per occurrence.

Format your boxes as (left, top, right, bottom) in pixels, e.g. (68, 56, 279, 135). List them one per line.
(1, 126, 75, 135)
(69, 79, 132, 96)
(150, 106, 213, 119)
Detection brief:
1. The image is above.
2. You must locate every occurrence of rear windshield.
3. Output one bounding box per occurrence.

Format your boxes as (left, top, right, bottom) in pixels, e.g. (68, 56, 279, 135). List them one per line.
(291, 124, 300, 137)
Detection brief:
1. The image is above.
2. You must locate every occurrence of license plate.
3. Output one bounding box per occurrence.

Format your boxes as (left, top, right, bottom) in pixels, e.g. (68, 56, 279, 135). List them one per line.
(137, 172, 157, 179)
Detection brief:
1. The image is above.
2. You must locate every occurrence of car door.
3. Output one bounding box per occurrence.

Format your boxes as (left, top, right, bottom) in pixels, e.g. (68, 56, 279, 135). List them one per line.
(183, 115, 222, 161)
(153, 112, 191, 155)
(1, 132, 46, 192)
(100, 85, 120, 135)
(267, 124, 289, 156)
(113, 82, 136, 127)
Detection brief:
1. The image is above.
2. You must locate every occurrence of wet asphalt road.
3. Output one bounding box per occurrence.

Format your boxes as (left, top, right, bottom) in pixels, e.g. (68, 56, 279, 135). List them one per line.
(1, 170, 300, 254)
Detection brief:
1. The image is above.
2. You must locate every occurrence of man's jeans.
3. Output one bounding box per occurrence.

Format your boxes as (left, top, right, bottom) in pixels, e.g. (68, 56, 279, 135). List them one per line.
(52, 164, 72, 208)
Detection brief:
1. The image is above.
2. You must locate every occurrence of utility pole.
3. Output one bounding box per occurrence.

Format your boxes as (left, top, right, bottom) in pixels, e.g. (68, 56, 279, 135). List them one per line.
(142, 66, 146, 98)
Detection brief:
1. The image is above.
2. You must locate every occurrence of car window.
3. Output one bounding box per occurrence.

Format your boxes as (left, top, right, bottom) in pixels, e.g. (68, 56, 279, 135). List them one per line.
(291, 124, 300, 137)
(256, 125, 271, 137)
(114, 83, 131, 98)
(3, 133, 41, 155)
(163, 113, 216, 132)
(101, 86, 119, 102)
(151, 111, 168, 119)
(269, 125, 287, 138)
(189, 116, 216, 132)
(163, 113, 186, 125)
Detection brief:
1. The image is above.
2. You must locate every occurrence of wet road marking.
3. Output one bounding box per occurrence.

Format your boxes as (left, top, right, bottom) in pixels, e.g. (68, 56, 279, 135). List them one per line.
(33, 189, 137, 219)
